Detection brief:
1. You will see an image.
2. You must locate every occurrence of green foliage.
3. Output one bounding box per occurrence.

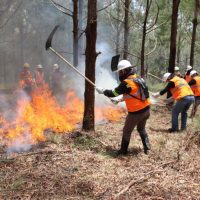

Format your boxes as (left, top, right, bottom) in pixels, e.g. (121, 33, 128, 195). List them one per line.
(73, 134, 103, 152)
(47, 133, 62, 144)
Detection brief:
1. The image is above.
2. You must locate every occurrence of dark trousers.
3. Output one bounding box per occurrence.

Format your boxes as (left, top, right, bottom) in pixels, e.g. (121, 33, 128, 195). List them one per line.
(122, 109, 150, 148)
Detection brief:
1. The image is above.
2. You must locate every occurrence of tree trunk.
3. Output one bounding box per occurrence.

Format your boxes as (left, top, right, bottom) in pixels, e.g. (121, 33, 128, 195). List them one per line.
(123, 0, 130, 59)
(141, 0, 151, 78)
(82, 0, 97, 131)
(190, 0, 199, 67)
(78, 0, 84, 57)
(168, 0, 180, 73)
(116, 0, 120, 55)
(176, 33, 181, 65)
(72, 0, 78, 67)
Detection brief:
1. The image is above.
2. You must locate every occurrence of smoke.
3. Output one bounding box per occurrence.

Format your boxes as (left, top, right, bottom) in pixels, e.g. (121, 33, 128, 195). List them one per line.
(0, 89, 32, 153)
(6, 132, 33, 154)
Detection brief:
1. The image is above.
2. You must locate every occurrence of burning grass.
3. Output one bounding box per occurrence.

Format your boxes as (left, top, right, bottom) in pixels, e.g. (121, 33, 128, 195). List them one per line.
(0, 106, 200, 199)
(0, 86, 125, 153)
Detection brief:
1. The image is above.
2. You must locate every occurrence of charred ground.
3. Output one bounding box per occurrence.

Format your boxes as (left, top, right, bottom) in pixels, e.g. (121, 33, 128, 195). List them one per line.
(0, 105, 200, 200)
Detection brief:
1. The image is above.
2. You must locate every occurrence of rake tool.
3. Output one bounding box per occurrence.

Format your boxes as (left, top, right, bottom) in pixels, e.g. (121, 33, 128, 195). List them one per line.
(45, 25, 96, 88)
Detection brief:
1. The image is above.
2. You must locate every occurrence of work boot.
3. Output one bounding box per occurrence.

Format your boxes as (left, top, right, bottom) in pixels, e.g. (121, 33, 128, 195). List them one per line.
(117, 138, 129, 155)
(140, 135, 151, 154)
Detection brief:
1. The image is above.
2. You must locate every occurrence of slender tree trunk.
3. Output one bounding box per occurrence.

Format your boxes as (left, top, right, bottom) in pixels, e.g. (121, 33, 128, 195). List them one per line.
(177, 33, 181, 65)
(168, 0, 180, 73)
(82, 0, 97, 131)
(141, 0, 151, 78)
(72, 0, 78, 67)
(190, 0, 199, 67)
(116, 0, 120, 54)
(78, 0, 84, 57)
(123, 0, 130, 59)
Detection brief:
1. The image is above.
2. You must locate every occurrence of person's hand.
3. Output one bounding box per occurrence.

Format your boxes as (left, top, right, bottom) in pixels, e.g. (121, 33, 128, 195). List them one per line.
(110, 96, 123, 104)
(164, 97, 174, 104)
(111, 99, 120, 105)
(152, 92, 160, 98)
(96, 87, 105, 94)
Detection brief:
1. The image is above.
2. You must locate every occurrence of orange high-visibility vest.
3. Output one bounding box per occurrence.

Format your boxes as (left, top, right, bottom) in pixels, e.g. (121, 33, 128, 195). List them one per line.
(19, 69, 33, 88)
(35, 71, 44, 85)
(190, 76, 200, 96)
(170, 76, 193, 100)
(123, 75, 151, 112)
(185, 74, 191, 83)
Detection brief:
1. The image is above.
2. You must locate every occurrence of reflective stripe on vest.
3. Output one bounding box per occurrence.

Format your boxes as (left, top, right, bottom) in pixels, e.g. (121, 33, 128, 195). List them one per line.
(191, 76, 200, 96)
(123, 75, 150, 112)
(170, 76, 193, 100)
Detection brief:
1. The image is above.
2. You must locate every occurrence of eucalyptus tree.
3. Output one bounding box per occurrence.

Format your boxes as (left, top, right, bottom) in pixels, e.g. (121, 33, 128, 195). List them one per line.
(168, 0, 180, 73)
(82, 0, 97, 131)
(190, 0, 200, 67)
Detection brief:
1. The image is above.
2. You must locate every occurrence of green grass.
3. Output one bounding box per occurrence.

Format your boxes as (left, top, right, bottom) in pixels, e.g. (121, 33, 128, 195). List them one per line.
(73, 135, 103, 152)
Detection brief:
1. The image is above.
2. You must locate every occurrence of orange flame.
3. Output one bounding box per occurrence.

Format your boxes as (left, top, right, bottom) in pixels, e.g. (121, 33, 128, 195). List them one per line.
(0, 85, 125, 149)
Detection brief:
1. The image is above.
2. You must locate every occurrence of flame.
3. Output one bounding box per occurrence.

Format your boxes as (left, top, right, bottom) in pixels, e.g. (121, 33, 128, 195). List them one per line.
(0, 85, 125, 150)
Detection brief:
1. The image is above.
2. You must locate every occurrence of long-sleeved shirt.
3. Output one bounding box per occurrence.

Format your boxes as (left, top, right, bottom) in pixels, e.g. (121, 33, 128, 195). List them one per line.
(104, 81, 131, 97)
(159, 81, 175, 96)
(188, 79, 196, 86)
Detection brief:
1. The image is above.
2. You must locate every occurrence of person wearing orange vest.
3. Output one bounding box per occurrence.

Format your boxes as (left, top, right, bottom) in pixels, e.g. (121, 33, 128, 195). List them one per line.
(174, 66, 183, 78)
(153, 73, 194, 132)
(96, 60, 151, 155)
(19, 63, 34, 95)
(189, 70, 200, 118)
(34, 64, 45, 87)
(184, 65, 193, 83)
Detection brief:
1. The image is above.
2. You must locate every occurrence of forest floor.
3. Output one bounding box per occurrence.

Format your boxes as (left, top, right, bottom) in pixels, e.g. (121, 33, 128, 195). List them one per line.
(0, 105, 200, 200)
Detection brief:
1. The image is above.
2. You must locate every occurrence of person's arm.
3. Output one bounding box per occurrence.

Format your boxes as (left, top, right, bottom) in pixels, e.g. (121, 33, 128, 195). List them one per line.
(188, 79, 196, 86)
(103, 81, 131, 98)
(160, 81, 175, 95)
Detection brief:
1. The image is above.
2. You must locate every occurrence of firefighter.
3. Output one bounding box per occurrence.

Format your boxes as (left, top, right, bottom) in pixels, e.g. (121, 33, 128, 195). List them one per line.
(189, 70, 200, 118)
(174, 66, 183, 78)
(19, 63, 34, 95)
(166, 67, 183, 110)
(153, 73, 194, 132)
(96, 60, 151, 155)
(34, 64, 45, 87)
(184, 65, 193, 83)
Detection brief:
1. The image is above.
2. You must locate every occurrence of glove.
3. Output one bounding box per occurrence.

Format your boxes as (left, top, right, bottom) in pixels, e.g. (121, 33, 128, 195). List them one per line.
(111, 96, 124, 105)
(96, 87, 105, 94)
(152, 92, 160, 98)
(111, 99, 120, 105)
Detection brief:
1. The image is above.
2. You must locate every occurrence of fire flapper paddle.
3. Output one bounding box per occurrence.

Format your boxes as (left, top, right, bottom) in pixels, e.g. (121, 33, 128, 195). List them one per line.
(111, 54, 120, 72)
(45, 25, 96, 88)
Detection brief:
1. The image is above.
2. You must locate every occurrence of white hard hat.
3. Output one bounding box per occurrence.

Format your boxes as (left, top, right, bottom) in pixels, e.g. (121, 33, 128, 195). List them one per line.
(53, 64, 59, 70)
(24, 63, 30, 68)
(186, 65, 192, 71)
(175, 66, 179, 71)
(162, 72, 171, 82)
(37, 64, 43, 69)
(116, 60, 132, 72)
(190, 70, 197, 77)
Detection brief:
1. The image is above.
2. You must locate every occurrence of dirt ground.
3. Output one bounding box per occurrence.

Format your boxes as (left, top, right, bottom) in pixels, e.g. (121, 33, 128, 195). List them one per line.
(0, 105, 200, 200)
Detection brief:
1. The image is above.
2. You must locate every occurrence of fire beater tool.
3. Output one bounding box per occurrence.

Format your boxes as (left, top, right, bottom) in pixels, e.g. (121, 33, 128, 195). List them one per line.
(45, 25, 96, 88)
(111, 54, 120, 72)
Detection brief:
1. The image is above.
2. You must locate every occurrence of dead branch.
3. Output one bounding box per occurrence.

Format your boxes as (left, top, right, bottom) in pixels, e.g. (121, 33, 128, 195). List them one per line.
(114, 159, 178, 199)
(50, 0, 73, 17)
(12, 150, 71, 159)
(98, 0, 117, 12)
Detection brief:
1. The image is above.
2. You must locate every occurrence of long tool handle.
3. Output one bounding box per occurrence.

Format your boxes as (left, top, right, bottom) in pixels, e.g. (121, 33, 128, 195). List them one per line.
(49, 47, 96, 87)
(148, 73, 163, 81)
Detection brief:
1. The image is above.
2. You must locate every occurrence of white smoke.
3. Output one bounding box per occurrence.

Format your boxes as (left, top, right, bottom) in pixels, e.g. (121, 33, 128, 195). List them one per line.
(6, 132, 33, 154)
(0, 89, 33, 153)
